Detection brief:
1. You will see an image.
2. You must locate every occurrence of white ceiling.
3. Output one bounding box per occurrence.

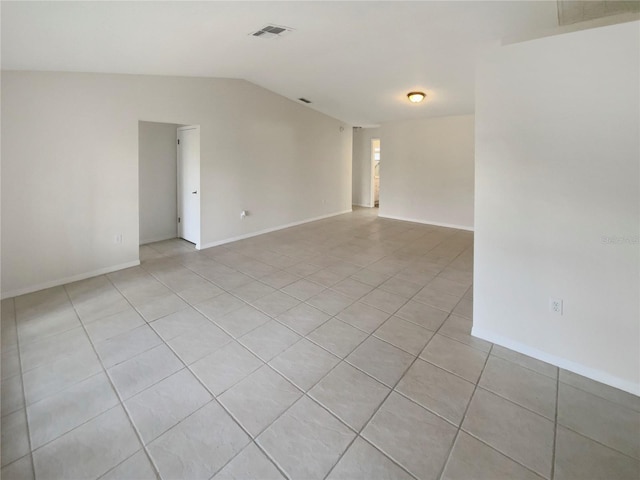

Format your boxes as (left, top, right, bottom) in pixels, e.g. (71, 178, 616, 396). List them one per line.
(1, 1, 560, 126)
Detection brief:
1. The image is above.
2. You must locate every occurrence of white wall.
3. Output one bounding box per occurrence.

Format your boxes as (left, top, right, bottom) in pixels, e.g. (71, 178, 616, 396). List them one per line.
(352, 127, 380, 207)
(139, 121, 179, 245)
(474, 21, 640, 394)
(378, 115, 474, 230)
(1, 72, 352, 297)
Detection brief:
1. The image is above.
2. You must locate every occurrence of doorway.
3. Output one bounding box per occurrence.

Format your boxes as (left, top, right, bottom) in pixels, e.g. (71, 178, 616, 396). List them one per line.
(371, 138, 381, 208)
(177, 126, 201, 247)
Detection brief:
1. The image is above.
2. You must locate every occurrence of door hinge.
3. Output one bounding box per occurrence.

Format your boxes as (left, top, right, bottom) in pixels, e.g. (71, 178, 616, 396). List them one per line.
(178, 217, 181, 223)
(177, 139, 180, 145)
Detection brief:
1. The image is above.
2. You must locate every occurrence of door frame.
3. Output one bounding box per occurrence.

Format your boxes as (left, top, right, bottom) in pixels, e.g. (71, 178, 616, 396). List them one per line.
(177, 125, 201, 249)
(370, 138, 380, 208)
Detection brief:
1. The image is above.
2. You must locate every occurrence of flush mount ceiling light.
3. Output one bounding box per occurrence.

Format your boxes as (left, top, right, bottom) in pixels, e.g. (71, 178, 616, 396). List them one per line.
(407, 91, 426, 103)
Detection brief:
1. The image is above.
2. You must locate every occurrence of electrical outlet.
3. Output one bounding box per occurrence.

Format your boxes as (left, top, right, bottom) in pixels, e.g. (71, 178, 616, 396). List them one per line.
(549, 297, 563, 315)
(115, 234, 123, 244)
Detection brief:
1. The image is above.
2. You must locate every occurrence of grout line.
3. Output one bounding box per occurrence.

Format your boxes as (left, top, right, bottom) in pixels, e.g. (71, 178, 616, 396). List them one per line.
(62, 283, 164, 480)
(436, 342, 494, 480)
(8, 210, 481, 480)
(104, 271, 292, 480)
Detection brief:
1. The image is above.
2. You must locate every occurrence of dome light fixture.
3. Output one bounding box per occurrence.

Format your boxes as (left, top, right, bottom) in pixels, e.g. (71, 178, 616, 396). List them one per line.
(407, 91, 426, 103)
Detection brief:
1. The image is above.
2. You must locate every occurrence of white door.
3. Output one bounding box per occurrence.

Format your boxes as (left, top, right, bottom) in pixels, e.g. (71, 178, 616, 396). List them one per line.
(177, 126, 200, 245)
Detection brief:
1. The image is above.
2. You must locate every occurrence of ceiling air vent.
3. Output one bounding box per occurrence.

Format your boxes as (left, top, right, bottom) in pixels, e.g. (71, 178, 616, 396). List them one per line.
(250, 24, 294, 39)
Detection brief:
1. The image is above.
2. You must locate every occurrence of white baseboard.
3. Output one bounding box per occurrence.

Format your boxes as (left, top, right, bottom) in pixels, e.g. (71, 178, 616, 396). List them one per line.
(472, 326, 640, 396)
(378, 213, 474, 232)
(140, 234, 177, 245)
(1, 260, 141, 300)
(352, 203, 373, 208)
(199, 209, 353, 250)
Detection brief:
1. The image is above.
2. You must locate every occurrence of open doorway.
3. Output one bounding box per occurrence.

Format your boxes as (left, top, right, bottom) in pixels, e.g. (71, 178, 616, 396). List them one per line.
(138, 121, 201, 251)
(371, 138, 381, 208)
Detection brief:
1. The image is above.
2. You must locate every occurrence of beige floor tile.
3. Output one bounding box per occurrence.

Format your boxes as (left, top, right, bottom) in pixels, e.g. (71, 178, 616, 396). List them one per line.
(421, 334, 488, 383)
(360, 289, 407, 314)
(554, 426, 640, 480)
(336, 302, 390, 334)
(363, 392, 457, 480)
(307, 290, 355, 316)
(442, 431, 543, 480)
(8, 211, 640, 480)
(480, 355, 557, 420)
(374, 316, 434, 355)
(331, 278, 375, 299)
(396, 359, 474, 425)
(379, 276, 422, 298)
(491, 344, 557, 379)
(462, 388, 554, 478)
(238, 320, 301, 362)
(413, 286, 460, 312)
(559, 369, 640, 412)
(257, 396, 355, 479)
(195, 293, 247, 320)
(269, 339, 339, 391)
(125, 369, 212, 444)
(251, 291, 301, 317)
(33, 406, 140, 480)
(281, 278, 326, 301)
(101, 450, 157, 480)
(149, 307, 212, 341)
(558, 383, 640, 459)
(230, 280, 276, 303)
(95, 325, 163, 369)
(166, 321, 231, 364)
(327, 438, 413, 480)
(309, 362, 390, 431)
(1, 409, 30, 467)
(275, 303, 330, 336)
(1, 374, 25, 416)
(190, 341, 263, 396)
(347, 337, 414, 387)
(219, 365, 301, 436)
(439, 314, 492, 352)
(108, 344, 183, 399)
(395, 300, 449, 331)
(22, 347, 102, 406)
(307, 318, 368, 358)
(210, 304, 271, 338)
(213, 443, 284, 480)
(1, 454, 34, 480)
(27, 372, 119, 449)
(149, 402, 250, 480)
(84, 308, 146, 343)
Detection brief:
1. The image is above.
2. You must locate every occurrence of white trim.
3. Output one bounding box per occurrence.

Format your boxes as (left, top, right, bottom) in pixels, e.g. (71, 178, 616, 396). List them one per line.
(377, 214, 474, 232)
(140, 234, 177, 245)
(199, 209, 353, 250)
(352, 203, 373, 208)
(1, 260, 141, 300)
(472, 326, 640, 396)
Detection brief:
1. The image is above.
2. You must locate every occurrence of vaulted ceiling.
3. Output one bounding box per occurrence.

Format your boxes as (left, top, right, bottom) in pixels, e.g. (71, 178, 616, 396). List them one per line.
(2, 1, 562, 125)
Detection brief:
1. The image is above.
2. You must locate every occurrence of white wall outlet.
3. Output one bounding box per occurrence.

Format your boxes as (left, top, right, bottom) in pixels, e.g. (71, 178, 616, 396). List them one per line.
(115, 234, 123, 244)
(549, 297, 563, 315)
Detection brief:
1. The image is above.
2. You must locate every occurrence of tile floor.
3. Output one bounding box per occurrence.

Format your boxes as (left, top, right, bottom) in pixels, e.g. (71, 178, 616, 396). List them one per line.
(1, 208, 639, 480)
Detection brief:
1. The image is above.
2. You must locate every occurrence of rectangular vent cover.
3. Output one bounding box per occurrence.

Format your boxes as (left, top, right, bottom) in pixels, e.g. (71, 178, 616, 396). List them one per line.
(250, 24, 294, 39)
